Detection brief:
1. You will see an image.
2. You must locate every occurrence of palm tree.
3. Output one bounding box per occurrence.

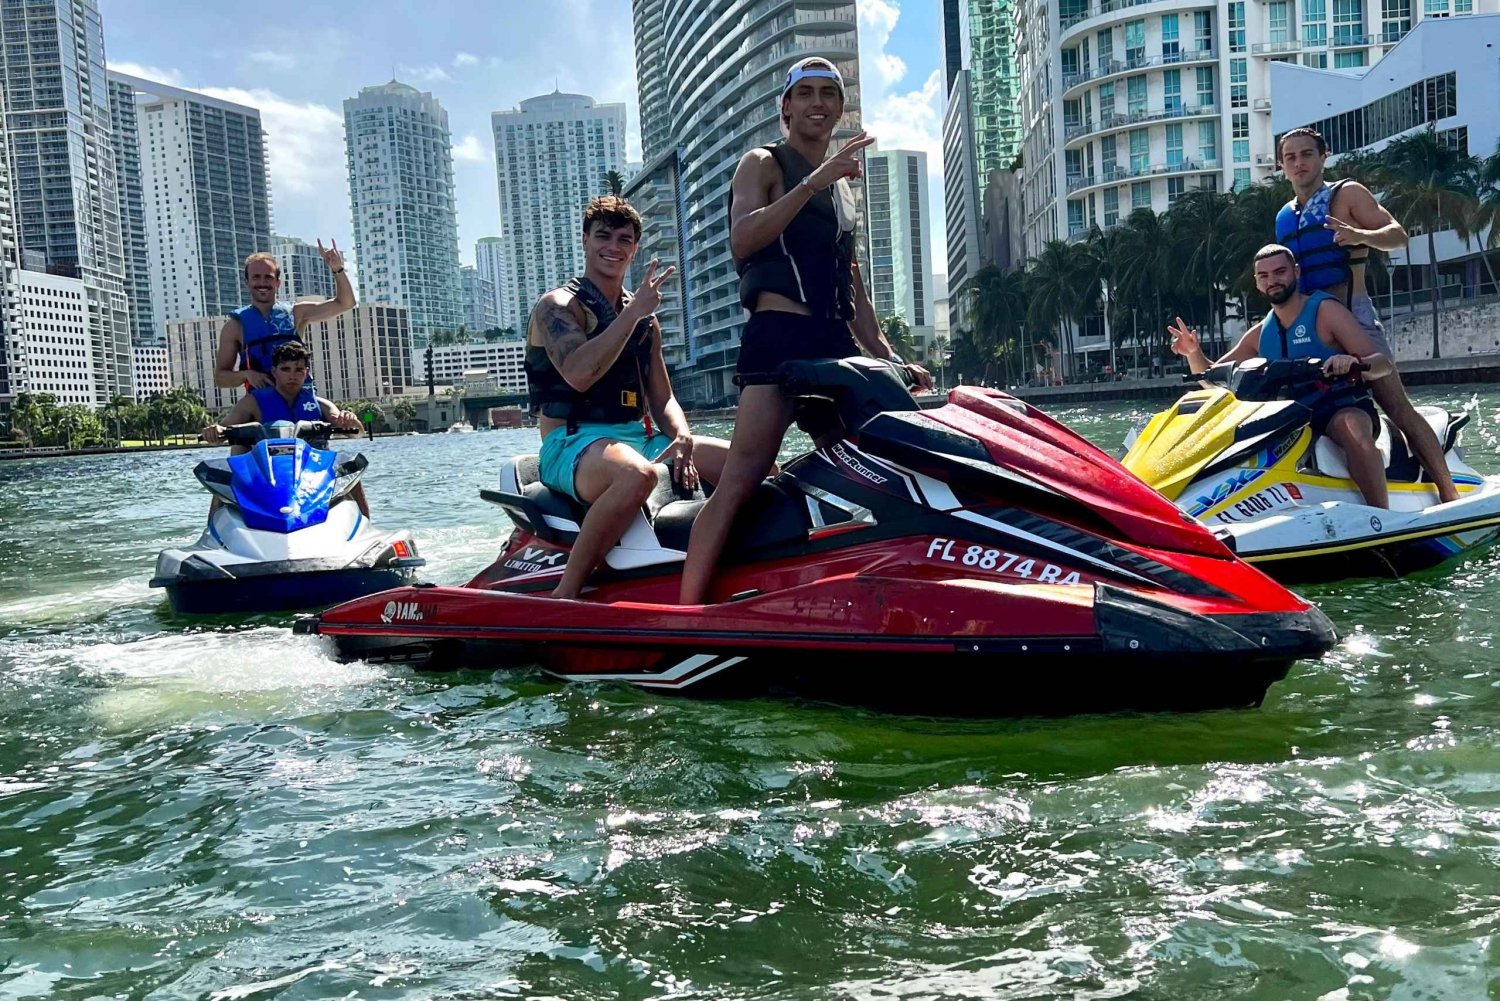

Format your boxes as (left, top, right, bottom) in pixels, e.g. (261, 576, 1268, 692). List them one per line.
(1375, 125, 1479, 358)
(1114, 209, 1177, 363)
(1025, 240, 1092, 381)
(970, 264, 1027, 382)
(1166, 190, 1238, 355)
(604, 169, 626, 196)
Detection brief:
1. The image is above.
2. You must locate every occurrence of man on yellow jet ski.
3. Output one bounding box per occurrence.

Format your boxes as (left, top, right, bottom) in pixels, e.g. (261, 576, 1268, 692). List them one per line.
(1169, 244, 1394, 507)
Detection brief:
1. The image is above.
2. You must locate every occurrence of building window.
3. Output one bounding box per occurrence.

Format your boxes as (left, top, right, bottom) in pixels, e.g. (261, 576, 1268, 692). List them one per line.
(1161, 13, 1180, 57)
(1233, 113, 1249, 139)
(1164, 69, 1182, 112)
(1381, 0, 1412, 39)
(1166, 123, 1185, 166)
(1068, 200, 1086, 236)
(1130, 129, 1150, 172)
(1304, 52, 1329, 67)
(1268, 1, 1291, 43)
(1128, 75, 1147, 115)
(1230, 58, 1249, 108)
(1167, 176, 1186, 204)
(1234, 168, 1252, 191)
(1125, 20, 1146, 65)
(1199, 121, 1218, 162)
(1423, 0, 1448, 13)
(1196, 66, 1216, 106)
(1234, 139, 1251, 162)
(1103, 187, 1120, 227)
(1099, 82, 1115, 117)
(1334, 49, 1367, 67)
(1097, 28, 1115, 70)
(1334, 0, 1364, 44)
(1229, 2, 1247, 51)
(1101, 134, 1118, 175)
(1194, 10, 1214, 50)
(1133, 182, 1153, 209)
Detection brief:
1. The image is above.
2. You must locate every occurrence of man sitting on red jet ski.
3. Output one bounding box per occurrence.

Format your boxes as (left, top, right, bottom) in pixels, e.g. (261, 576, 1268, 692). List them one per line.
(525, 196, 730, 598)
(1169, 243, 1393, 507)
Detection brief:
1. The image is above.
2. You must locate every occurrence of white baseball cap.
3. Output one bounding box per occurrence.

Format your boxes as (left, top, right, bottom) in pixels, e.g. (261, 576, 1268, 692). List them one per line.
(781, 57, 845, 100)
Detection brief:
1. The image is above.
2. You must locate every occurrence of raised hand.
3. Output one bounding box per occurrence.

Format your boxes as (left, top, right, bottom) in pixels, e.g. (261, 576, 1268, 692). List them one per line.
(1324, 215, 1366, 247)
(631, 259, 676, 316)
(807, 131, 876, 191)
(1167, 316, 1201, 357)
(317, 238, 345, 273)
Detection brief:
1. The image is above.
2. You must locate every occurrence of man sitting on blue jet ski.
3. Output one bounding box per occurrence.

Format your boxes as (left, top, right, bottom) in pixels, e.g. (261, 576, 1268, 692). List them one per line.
(202, 340, 370, 515)
(1169, 244, 1394, 507)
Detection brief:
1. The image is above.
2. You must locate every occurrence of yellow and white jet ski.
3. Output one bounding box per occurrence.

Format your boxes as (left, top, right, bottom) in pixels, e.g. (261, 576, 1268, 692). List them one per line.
(1122, 357, 1500, 582)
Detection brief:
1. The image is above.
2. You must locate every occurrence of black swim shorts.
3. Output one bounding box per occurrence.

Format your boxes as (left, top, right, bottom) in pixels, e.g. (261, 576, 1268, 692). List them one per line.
(735, 311, 858, 383)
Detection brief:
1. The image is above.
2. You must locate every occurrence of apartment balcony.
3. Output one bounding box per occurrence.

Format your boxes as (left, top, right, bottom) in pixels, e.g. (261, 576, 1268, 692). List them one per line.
(1062, 47, 1216, 96)
(1253, 98, 1271, 112)
(1067, 157, 1223, 195)
(1251, 33, 1376, 55)
(1063, 103, 1220, 148)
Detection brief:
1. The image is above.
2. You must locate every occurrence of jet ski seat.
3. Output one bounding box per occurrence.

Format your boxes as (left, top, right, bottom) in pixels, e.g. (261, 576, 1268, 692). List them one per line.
(485, 455, 811, 558)
(1311, 406, 1461, 483)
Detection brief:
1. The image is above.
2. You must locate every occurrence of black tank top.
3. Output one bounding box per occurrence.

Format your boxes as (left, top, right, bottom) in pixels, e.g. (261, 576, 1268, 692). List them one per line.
(524, 276, 653, 430)
(735, 143, 856, 321)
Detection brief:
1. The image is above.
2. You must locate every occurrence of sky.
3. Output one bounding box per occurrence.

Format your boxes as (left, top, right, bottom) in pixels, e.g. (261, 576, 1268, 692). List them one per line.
(98, 0, 947, 279)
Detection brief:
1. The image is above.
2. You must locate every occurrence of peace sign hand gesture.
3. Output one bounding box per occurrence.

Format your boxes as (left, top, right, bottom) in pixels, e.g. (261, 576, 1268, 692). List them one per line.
(807, 131, 876, 191)
(1324, 214, 1369, 247)
(317, 238, 344, 273)
(630, 259, 676, 316)
(1167, 316, 1202, 358)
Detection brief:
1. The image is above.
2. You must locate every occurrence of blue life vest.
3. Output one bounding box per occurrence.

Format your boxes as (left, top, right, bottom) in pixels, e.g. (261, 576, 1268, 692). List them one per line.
(235, 302, 299, 373)
(251, 385, 323, 425)
(1259, 291, 1335, 361)
(1274, 179, 1368, 300)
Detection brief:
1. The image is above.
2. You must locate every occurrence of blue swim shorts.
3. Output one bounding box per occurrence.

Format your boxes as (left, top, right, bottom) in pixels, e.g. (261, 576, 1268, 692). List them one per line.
(538, 421, 672, 501)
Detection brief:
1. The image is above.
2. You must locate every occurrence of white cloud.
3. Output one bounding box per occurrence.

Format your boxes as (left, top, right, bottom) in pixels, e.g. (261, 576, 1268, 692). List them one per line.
(197, 86, 344, 205)
(247, 50, 296, 71)
(858, 0, 907, 87)
(453, 52, 479, 68)
(452, 134, 489, 163)
(399, 64, 451, 84)
(105, 61, 185, 86)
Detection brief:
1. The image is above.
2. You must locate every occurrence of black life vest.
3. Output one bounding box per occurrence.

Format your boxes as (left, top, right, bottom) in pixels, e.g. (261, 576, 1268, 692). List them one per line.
(734, 142, 857, 321)
(525, 276, 653, 431)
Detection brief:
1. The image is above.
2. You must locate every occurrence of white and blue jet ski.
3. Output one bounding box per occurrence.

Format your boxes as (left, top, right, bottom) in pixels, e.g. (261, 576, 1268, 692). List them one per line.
(150, 420, 424, 614)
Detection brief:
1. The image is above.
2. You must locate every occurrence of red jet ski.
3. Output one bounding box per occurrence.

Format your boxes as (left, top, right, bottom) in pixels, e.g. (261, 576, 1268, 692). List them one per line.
(297, 358, 1335, 715)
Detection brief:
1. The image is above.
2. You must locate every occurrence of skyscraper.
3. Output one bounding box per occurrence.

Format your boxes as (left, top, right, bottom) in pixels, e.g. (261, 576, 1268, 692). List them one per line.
(628, 0, 861, 401)
(0, 0, 132, 402)
(460, 265, 498, 331)
(110, 72, 272, 334)
(0, 87, 19, 408)
(108, 75, 155, 348)
(474, 236, 510, 329)
(491, 92, 627, 327)
(344, 80, 464, 346)
(865, 149, 934, 340)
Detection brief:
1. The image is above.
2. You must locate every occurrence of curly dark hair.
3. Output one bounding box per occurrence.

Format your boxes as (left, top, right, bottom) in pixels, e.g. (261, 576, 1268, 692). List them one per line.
(582, 195, 642, 241)
(271, 340, 311, 367)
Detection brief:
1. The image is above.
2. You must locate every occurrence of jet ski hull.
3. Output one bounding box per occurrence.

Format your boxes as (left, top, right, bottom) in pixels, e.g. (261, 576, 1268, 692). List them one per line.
(157, 562, 422, 616)
(299, 578, 1335, 715)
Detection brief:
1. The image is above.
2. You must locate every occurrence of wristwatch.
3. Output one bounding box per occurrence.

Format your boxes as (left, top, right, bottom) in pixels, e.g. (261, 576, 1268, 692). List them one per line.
(799, 176, 814, 194)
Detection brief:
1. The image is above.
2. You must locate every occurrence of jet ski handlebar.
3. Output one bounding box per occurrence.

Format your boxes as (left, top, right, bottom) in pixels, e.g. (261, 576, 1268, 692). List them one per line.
(1189, 357, 1369, 398)
(220, 421, 345, 447)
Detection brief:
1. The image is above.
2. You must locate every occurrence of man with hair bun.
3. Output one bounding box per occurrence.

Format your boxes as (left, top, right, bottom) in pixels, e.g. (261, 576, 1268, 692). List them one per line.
(213, 239, 356, 390)
(525, 195, 730, 599)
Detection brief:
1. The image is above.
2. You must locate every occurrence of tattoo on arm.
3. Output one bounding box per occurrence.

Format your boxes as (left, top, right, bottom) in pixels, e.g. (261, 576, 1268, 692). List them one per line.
(536, 300, 587, 370)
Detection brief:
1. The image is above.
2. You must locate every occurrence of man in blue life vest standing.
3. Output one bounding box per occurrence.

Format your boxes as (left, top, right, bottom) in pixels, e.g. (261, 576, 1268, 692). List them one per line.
(1172, 244, 1394, 507)
(203, 341, 370, 516)
(1172, 126, 1459, 504)
(213, 240, 355, 390)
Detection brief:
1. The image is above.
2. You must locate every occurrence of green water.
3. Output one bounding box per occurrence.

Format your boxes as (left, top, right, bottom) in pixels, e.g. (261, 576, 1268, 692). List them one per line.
(3, 387, 1500, 999)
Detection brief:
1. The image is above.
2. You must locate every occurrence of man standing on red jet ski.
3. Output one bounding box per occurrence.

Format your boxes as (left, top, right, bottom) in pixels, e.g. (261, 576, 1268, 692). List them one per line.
(525, 196, 731, 599)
